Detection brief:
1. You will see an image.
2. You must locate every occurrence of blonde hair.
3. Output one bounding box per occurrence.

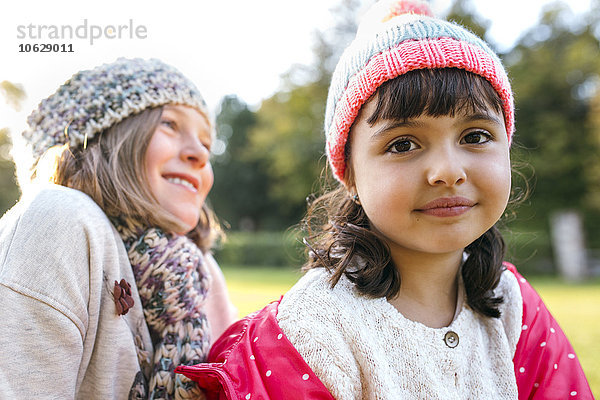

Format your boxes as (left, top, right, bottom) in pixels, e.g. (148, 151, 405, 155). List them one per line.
(39, 106, 220, 251)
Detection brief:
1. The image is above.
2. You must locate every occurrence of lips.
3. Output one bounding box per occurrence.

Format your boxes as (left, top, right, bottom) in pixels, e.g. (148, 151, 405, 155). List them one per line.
(163, 173, 199, 192)
(416, 196, 476, 217)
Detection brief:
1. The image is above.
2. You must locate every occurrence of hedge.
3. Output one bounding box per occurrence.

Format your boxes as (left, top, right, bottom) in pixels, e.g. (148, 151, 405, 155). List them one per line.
(214, 228, 556, 274)
(214, 230, 305, 268)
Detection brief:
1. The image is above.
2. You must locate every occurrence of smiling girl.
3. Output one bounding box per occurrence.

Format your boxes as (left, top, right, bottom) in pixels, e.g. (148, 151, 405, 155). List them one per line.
(0, 58, 236, 399)
(177, 1, 592, 399)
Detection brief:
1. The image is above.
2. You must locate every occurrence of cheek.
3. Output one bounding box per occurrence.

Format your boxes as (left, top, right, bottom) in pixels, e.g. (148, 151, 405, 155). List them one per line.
(202, 163, 214, 194)
(143, 151, 160, 192)
(354, 162, 414, 222)
(480, 153, 512, 210)
(144, 131, 167, 175)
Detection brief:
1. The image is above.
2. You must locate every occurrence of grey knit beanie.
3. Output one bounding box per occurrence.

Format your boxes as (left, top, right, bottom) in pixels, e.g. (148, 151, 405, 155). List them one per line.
(22, 57, 209, 170)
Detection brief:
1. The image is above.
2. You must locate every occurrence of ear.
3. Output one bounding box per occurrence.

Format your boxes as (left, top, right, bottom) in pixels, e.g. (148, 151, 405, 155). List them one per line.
(342, 162, 356, 192)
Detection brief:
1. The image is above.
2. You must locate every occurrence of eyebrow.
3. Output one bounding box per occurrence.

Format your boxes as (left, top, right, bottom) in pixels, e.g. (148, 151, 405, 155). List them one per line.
(371, 120, 422, 140)
(370, 112, 504, 140)
(460, 112, 504, 127)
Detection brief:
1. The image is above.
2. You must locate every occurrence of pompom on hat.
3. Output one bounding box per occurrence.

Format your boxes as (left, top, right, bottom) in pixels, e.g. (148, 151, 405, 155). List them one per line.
(325, 0, 514, 183)
(22, 57, 209, 171)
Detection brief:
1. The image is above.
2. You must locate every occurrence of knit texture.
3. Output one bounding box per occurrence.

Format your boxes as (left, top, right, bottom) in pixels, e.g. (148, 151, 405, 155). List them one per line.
(324, 0, 514, 182)
(115, 219, 211, 399)
(277, 267, 523, 399)
(22, 58, 209, 172)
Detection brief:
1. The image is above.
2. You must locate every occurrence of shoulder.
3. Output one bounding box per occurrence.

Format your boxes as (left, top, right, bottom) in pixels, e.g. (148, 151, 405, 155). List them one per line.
(500, 262, 544, 333)
(491, 263, 524, 355)
(0, 185, 123, 315)
(277, 268, 361, 332)
(276, 268, 367, 397)
(278, 267, 383, 331)
(501, 262, 543, 313)
(279, 268, 357, 314)
(496, 263, 524, 319)
(1, 184, 115, 251)
(17, 184, 108, 225)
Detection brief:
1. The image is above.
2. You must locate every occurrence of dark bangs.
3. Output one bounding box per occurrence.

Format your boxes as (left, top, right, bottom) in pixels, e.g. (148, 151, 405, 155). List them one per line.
(367, 68, 504, 125)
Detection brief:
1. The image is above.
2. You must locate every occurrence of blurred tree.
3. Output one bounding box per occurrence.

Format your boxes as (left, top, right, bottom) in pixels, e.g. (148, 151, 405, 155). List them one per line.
(0, 81, 25, 215)
(584, 0, 600, 218)
(209, 95, 282, 230)
(587, 85, 600, 213)
(0, 81, 26, 112)
(506, 2, 600, 246)
(247, 81, 328, 225)
(243, 0, 361, 229)
(0, 128, 20, 215)
(446, 0, 493, 48)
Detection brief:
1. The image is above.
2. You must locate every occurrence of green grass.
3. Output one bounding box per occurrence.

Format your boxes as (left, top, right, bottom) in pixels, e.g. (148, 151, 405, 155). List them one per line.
(222, 266, 301, 315)
(222, 265, 599, 396)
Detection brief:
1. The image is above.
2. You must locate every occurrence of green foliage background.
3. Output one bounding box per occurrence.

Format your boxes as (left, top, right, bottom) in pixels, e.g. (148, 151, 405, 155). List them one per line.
(1, 0, 597, 394)
(2, 0, 600, 276)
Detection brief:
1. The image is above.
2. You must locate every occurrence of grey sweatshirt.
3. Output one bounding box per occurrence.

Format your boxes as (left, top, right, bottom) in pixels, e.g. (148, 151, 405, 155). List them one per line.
(0, 184, 236, 399)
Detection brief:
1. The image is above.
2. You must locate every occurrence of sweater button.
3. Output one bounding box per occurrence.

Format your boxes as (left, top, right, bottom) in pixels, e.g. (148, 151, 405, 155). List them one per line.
(444, 331, 459, 348)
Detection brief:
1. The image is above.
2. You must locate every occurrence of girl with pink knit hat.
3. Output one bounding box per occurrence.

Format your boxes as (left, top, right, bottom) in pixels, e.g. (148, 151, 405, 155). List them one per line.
(178, 1, 593, 398)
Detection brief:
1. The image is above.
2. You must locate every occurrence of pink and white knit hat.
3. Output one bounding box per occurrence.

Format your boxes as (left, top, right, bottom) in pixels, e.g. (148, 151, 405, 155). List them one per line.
(325, 0, 514, 182)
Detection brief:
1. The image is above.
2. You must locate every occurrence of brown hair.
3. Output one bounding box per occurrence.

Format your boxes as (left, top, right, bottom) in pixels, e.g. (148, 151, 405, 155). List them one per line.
(303, 68, 509, 318)
(45, 107, 220, 251)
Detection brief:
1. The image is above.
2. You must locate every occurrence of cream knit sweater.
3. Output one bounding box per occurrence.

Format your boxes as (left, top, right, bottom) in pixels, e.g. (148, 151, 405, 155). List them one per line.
(277, 267, 523, 399)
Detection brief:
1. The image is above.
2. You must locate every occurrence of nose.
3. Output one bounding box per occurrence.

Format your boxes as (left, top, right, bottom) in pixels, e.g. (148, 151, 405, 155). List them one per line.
(180, 136, 210, 168)
(426, 148, 467, 186)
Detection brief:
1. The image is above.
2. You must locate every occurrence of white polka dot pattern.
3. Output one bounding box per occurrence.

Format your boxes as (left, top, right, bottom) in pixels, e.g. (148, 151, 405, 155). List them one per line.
(508, 263, 593, 399)
(175, 300, 337, 399)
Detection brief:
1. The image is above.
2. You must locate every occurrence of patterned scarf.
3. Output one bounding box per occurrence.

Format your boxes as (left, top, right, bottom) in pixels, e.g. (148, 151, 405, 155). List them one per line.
(114, 218, 211, 399)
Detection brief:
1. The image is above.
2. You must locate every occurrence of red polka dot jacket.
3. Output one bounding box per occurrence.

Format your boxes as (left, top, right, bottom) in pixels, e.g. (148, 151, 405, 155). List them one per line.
(176, 264, 593, 399)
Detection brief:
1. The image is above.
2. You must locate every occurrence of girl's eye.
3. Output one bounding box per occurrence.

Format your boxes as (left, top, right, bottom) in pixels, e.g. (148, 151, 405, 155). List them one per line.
(388, 139, 418, 153)
(161, 119, 177, 130)
(462, 130, 491, 144)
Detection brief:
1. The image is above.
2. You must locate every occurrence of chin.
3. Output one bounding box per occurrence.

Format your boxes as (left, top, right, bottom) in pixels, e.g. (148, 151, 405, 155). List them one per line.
(168, 212, 201, 235)
(180, 218, 200, 234)
(417, 238, 474, 254)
